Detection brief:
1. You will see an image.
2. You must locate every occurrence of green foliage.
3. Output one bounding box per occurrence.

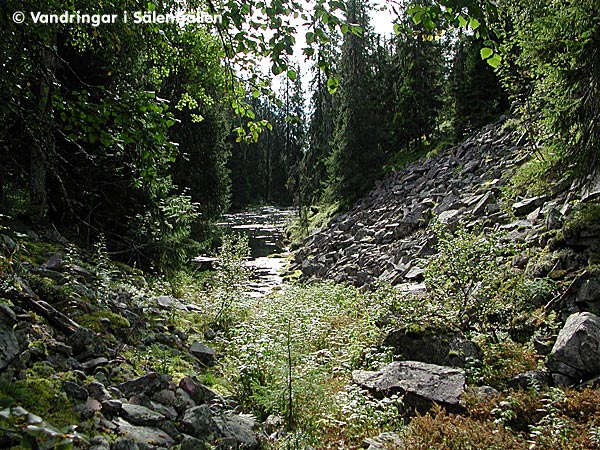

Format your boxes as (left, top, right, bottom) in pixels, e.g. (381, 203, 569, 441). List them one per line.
(449, 35, 508, 141)
(424, 224, 525, 331)
(206, 233, 251, 330)
(467, 333, 538, 389)
(220, 282, 388, 446)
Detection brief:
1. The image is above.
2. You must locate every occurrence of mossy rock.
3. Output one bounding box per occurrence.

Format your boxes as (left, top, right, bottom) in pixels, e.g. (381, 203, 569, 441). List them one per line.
(13, 378, 77, 427)
(78, 311, 131, 333)
(564, 201, 600, 239)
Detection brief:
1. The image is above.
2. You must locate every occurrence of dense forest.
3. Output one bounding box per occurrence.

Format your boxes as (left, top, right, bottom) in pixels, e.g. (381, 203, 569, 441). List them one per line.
(1, 0, 600, 449)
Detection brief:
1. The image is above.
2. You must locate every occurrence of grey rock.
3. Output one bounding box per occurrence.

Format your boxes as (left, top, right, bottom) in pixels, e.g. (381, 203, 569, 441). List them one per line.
(113, 417, 175, 449)
(190, 341, 216, 365)
(41, 253, 63, 270)
(120, 403, 165, 426)
(67, 327, 108, 357)
(353, 361, 465, 414)
(152, 389, 178, 407)
(547, 312, 600, 383)
(182, 405, 258, 449)
(182, 405, 221, 440)
(575, 280, 600, 315)
(117, 372, 170, 398)
(81, 357, 109, 371)
(90, 436, 111, 450)
(513, 196, 548, 216)
(111, 437, 139, 450)
(383, 328, 480, 368)
(0, 305, 20, 370)
(180, 434, 209, 450)
(87, 381, 112, 402)
(76, 398, 102, 420)
(175, 388, 196, 414)
(63, 381, 89, 401)
(545, 207, 563, 230)
(102, 399, 124, 415)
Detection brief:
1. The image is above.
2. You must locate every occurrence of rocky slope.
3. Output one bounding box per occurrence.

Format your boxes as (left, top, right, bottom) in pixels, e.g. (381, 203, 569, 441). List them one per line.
(291, 117, 599, 298)
(0, 230, 258, 450)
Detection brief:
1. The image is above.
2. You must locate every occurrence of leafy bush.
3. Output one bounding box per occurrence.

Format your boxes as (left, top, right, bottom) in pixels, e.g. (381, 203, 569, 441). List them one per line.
(424, 224, 527, 332)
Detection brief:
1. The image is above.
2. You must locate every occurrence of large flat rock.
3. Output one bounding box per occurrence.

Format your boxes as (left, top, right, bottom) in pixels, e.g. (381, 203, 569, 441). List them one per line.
(353, 361, 465, 414)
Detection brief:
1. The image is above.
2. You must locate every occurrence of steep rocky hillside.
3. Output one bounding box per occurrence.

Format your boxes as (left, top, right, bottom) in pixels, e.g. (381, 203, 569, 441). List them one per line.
(291, 117, 599, 302)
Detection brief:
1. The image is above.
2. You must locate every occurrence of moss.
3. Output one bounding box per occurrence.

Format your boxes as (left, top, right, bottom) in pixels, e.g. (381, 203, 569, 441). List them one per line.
(19, 240, 63, 266)
(13, 378, 78, 428)
(78, 310, 130, 333)
(564, 201, 600, 236)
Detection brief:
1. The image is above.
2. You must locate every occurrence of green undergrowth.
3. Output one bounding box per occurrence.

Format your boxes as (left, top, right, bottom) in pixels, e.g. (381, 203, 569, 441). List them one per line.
(218, 282, 396, 448)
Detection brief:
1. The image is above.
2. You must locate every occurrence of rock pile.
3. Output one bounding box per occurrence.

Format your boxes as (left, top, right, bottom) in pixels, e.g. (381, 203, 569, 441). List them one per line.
(290, 118, 584, 292)
(0, 245, 259, 450)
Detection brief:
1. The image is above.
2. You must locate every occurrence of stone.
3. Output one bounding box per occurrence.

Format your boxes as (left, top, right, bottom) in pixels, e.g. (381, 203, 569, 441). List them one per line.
(63, 381, 89, 401)
(0, 304, 19, 370)
(545, 207, 563, 230)
(404, 266, 425, 281)
(113, 417, 175, 449)
(383, 328, 480, 368)
(102, 399, 124, 415)
(180, 434, 209, 450)
(179, 377, 220, 404)
(41, 253, 63, 270)
(471, 191, 497, 217)
(111, 437, 139, 450)
(67, 327, 109, 357)
(353, 361, 465, 414)
(190, 341, 216, 365)
(89, 435, 111, 450)
(81, 357, 109, 372)
(512, 196, 548, 216)
(181, 405, 221, 440)
(182, 405, 258, 449)
(87, 381, 112, 402)
(76, 398, 102, 420)
(117, 372, 170, 398)
(120, 403, 165, 426)
(547, 312, 600, 383)
(575, 280, 600, 315)
(175, 388, 196, 414)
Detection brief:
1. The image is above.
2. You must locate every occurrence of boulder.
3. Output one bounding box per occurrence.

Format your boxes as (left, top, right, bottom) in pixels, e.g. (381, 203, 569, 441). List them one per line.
(117, 372, 170, 398)
(113, 417, 175, 449)
(120, 403, 165, 426)
(508, 370, 551, 390)
(353, 361, 465, 414)
(383, 328, 480, 368)
(190, 341, 216, 365)
(575, 280, 600, 315)
(546, 312, 600, 384)
(182, 405, 258, 449)
(179, 377, 220, 404)
(67, 327, 109, 357)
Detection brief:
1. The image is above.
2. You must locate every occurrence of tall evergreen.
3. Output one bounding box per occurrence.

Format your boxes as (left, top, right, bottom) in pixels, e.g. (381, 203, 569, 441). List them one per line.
(449, 35, 508, 140)
(327, 0, 383, 207)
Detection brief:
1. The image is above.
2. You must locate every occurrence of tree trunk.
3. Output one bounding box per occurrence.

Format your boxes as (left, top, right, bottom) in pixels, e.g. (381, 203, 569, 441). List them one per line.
(30, 44, 57, 217)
